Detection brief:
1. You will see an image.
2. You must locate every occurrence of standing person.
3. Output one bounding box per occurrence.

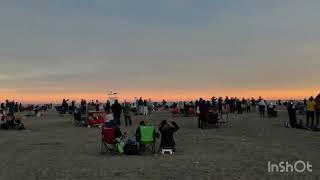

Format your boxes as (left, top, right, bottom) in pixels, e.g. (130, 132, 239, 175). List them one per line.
(1, 103, 5, 111)
(5, 100, 10, 111)
(105, 100, 111, 112)
(229, 98, 234, 114)
(148, 99, 153, 115)
(287, 101, 298, 128)
(251, 98, 256, 112)
(123, 102, 132, 126)
(19, 103, 23, 112)
(306, 96, 315, 128)
(211, 97, 217, 110)
(95, 100, 100, 111)
(218, 97, 223, 115)
(195, 100, 200, 115)
(62, 99, 69, 114)
(241, 98, 246, 113)
(71, 101, 75, 112)
(143, 100, 148, 116)
(111, 100, 122, 125)
(236, 99, 243, 114)
(258, 98, 266, 117)
(315, 93, 320, 128)
(197, 99, 202, 128)
(224, 96, 230, 113)
(199, 98, 209, 129)
(83, 100, 87, 113)
(8, 101, 15, 116)
(81, 99, 86, 114)
(246, 99, 251, 112)
(138, 98, 144, 115)
(14, 102, 18, 112)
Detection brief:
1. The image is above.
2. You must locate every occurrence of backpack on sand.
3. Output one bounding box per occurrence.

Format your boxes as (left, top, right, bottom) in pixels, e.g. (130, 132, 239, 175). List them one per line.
(124, 139, 139, 155)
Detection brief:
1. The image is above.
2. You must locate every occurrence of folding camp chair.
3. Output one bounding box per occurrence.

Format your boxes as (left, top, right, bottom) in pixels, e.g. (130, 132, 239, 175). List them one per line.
(139, 126, 156, 154)
(101, 127, 117, 153)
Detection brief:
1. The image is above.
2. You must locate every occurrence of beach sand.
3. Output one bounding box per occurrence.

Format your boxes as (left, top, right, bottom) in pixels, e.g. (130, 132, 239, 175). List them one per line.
(0, 109, 319, 180)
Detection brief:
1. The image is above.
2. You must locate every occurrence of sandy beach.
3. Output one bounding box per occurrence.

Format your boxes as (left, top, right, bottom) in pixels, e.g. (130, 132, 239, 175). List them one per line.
(0, 109, 319, 180)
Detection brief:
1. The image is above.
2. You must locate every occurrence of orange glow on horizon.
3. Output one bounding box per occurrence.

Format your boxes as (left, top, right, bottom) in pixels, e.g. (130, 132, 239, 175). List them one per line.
(0, 88, 318, 104)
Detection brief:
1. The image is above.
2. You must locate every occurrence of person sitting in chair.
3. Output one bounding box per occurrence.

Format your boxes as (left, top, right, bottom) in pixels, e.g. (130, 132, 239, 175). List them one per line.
(135, 121, 146, 143)
(104, 114, 123, 139)
(159, 120, 179, 152)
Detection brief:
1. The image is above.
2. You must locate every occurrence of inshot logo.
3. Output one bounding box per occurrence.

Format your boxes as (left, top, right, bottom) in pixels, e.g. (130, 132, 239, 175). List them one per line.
(268, 161, 312, 173)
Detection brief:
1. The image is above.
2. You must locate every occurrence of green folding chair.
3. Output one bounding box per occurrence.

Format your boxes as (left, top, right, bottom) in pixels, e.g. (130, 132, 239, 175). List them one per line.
(139, 125, 156, 154)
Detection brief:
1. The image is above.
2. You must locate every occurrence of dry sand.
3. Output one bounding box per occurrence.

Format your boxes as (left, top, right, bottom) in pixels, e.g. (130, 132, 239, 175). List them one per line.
(0, 109, 319, 180)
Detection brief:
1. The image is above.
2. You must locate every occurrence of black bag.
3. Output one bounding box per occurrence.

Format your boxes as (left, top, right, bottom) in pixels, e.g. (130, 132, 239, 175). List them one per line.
(124, 144, 139, 155)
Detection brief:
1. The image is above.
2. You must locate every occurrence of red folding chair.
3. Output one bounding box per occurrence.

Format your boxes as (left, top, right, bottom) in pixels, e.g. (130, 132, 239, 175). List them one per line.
(100, 127, 117, 153)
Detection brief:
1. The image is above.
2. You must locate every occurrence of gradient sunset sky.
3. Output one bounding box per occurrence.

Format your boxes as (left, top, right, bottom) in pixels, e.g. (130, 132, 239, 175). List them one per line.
(0, 0, 319, 103)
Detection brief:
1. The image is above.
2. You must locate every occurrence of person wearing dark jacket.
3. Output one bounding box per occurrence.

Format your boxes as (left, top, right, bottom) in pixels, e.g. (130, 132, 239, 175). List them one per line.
(105, 100, 111, 112)
(218, 97, 223, 115)
(199, 99, 209, 129)
(111, 100, 122, 125)
(287, 101, 298, 128)
(135, 121, 146, 143)
(236, 99, 243, 114)
(159, 120, 179, 151)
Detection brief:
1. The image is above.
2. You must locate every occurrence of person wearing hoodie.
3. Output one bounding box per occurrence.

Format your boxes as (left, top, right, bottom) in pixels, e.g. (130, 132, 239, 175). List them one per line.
(159, 120, 179, 151)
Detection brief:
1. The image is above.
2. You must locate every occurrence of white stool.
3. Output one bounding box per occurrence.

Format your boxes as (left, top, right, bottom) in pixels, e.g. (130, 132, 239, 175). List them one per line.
(161, 149, 173, 155)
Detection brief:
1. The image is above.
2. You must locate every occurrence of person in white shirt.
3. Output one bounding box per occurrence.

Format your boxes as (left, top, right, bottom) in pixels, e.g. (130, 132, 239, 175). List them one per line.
(258, 99, 266, 117)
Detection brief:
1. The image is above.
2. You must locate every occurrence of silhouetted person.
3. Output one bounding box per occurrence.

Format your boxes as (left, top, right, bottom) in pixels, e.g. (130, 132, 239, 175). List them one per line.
(111, 100, 122, 125)
(287, 101, 298, 128)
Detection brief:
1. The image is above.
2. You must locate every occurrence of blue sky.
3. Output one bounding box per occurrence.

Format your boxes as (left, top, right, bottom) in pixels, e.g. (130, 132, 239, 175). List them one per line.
(0, 0, 319, 102)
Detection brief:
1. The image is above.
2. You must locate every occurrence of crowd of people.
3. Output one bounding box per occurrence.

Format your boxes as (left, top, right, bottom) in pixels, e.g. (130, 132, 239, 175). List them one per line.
(0, 100, 26, 130)
(70, 98, 157, 127)
(2, 92, 318, 153)
(1, 100, 24, 115)
(70, 95, 284, 131)
(65, 97, 180, 154)
(168, 96, 279, 129)
(101, 110, 179, 154)
(287, 93, 320, 130)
